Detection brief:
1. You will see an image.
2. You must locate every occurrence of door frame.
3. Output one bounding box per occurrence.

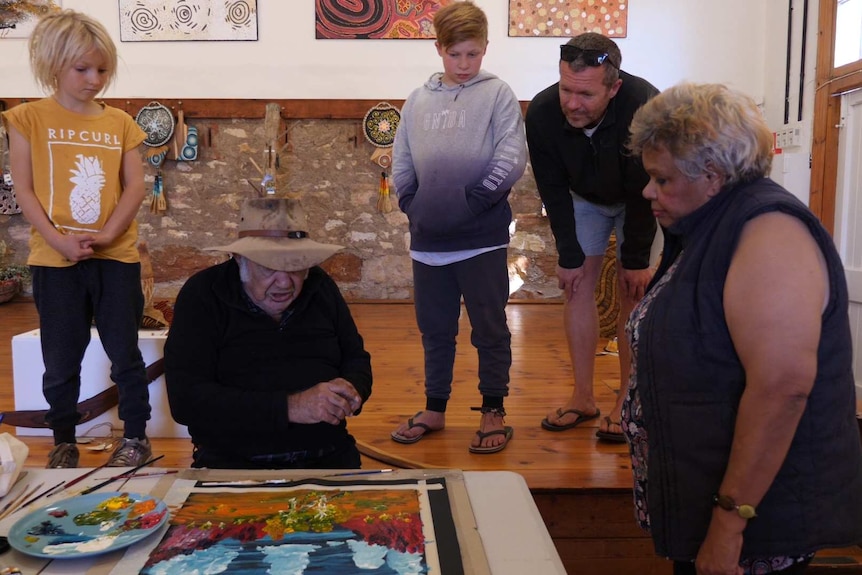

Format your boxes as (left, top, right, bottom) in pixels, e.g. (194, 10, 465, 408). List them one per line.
(810, 0, 862, 232)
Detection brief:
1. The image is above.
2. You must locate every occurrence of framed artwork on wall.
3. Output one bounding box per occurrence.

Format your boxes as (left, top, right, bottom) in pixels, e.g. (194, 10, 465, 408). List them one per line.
(119, 0, 258, 42)
(508, 0, 628, 38)
(0, 0, 61, 39)
(316, 0, 453, 40)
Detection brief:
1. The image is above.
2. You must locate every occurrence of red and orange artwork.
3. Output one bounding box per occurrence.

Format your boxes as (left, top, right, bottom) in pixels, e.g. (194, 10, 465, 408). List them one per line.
(508, 0, 628, 38)
(140, 488, 437, 574)
(316, 0, 454, 40)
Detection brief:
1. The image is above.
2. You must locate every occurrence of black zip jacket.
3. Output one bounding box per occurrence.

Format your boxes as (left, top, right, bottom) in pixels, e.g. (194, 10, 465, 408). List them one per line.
(525, 70, 658, 269)
(164, 260, 372, 460)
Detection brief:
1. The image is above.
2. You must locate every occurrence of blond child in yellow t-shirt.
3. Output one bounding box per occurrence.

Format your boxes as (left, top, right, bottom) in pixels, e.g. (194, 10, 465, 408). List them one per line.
(1, 10, 152, 469)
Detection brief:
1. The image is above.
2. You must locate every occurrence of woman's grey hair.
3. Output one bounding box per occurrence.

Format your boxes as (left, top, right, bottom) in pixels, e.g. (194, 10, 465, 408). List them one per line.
(628, 83, 774, 188)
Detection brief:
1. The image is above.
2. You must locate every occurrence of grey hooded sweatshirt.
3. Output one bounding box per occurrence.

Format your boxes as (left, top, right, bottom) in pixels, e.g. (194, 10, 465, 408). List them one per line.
(392, 70, 527, 252)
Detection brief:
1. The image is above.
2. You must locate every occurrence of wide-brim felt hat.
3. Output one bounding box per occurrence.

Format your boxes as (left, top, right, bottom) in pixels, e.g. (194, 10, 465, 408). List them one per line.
(205, 198, 343, 272)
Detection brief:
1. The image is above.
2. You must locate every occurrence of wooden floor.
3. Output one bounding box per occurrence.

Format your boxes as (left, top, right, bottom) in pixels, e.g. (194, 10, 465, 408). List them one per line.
(0, 297, 629, 491)
(3, 297, 861, 574)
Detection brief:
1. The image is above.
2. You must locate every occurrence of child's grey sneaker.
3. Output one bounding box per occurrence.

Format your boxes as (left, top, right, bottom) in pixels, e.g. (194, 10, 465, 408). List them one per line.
(106, 437, 152, 467)
(46, 442, 79, 469)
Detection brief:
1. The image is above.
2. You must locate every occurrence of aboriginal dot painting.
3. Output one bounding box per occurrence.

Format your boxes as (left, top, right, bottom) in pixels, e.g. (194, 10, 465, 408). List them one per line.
(0, 1, 61, 39)
(119, 0, 257, 42)
(509, 0, 628, 38)
(316, 0, 454, 40)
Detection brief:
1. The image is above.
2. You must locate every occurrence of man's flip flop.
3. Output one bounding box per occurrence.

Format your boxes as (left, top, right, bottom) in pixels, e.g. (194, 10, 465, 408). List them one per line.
(391, 412, 438, 444)
(595, 416, 627, 443)
(469, 426, 514, 454)
(541, 408, 600, 431)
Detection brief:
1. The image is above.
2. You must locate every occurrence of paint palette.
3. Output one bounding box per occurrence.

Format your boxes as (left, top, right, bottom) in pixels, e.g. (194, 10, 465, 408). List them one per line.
(8, 491, 168, 559)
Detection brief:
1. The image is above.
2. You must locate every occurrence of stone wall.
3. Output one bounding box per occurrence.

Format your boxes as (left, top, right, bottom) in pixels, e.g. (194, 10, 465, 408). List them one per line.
(0, 117, 563, 301)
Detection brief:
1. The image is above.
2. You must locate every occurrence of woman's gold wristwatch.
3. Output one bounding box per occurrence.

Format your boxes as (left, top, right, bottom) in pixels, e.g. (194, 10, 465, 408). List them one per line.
(712, 493, 757, 519)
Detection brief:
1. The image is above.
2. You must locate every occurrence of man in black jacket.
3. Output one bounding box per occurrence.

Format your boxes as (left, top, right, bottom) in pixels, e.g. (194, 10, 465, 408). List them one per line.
(164, 198, 372, 468)
(525, 33, 657, 442)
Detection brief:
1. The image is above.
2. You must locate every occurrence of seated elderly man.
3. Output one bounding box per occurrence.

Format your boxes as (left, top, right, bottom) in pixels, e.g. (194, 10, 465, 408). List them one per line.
(164, 198, 372, 469)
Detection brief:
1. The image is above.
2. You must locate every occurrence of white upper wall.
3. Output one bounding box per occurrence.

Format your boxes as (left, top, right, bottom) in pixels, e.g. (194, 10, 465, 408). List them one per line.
(3, 0, 821, 200)
(1, 0, 768, 102)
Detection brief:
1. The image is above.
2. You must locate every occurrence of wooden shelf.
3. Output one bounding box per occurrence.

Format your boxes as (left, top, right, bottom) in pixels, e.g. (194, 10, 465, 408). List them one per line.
(0, 97, 530, 120)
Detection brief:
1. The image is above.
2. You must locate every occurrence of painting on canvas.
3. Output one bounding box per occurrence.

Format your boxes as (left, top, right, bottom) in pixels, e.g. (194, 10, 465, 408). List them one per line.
(508, 0, 628, 38)
(316, 0, 453, 40)
(119, 0, 257, 42)
(0, 0, 61, 39)
(138, 478, 464, 574)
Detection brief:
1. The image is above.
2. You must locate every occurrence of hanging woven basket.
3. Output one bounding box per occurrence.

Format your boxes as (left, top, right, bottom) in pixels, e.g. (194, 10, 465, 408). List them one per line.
(135, 101, 175, 148)
(362, 102, 401, 148)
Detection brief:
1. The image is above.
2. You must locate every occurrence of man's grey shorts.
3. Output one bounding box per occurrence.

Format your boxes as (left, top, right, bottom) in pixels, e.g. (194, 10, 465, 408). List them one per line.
(572, 193, 625, 259)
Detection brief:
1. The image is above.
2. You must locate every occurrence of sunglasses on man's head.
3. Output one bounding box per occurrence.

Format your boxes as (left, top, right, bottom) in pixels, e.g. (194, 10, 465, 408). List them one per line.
(560, 44, 619, 69)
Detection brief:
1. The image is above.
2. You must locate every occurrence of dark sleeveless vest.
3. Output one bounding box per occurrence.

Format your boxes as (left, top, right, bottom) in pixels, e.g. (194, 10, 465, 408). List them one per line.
(638, 177, 862, 559)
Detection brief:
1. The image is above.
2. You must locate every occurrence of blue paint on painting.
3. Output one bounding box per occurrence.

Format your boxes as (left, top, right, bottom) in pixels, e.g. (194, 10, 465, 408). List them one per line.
(348, 539, 388, 568)
(385, 547, 427, 574)
(142, 529, 426, 574)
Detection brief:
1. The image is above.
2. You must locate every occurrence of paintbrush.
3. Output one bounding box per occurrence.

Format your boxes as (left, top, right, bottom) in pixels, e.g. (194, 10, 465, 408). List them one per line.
(198, 469, 396, 487)
(325, 469, 394, 478)
(79, 454, 165, 496)
(114, 469, 179, 491)
(116, 474, 133, 492)
(64, 462, 110, 490)
(17, 480, 65, 510)
(0, 483, 33, 521)
(0, 482, 43, 521)
(115, 470, 178, 480)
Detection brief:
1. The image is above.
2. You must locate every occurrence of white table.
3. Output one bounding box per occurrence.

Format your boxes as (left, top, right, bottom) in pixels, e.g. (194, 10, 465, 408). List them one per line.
(0, 468, 565, 575)
(465, 471, 567, 574)
(11, 328, 187, 438)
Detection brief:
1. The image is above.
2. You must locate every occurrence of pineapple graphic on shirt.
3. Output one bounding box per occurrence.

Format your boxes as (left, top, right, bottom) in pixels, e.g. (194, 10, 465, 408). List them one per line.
(69, 154, 106, 224)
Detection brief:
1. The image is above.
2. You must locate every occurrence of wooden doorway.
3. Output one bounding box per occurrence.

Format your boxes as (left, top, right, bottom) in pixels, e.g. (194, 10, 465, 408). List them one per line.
(810, 0, 862, 231)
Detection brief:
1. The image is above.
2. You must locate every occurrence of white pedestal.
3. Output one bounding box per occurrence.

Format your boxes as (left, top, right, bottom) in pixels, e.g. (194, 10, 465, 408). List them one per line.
(11, 328, 189, 438)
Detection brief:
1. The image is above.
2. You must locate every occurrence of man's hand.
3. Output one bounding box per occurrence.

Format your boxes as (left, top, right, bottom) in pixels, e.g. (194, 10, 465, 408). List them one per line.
(618, 267, 653, 302)
(287, 378, 363, 425)
(556, 264, 585, 302)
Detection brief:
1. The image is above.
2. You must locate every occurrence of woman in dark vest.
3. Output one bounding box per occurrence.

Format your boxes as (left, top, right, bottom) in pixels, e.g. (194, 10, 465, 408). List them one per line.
(623, 82, 862, 575)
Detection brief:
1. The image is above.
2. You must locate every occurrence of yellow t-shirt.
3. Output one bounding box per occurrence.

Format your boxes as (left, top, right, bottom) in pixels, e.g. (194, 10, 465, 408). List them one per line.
(1, 98, 147, 267)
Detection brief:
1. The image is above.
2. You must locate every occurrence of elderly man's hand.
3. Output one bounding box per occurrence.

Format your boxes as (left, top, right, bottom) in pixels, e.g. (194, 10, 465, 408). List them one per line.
(287, 378, 363, 425)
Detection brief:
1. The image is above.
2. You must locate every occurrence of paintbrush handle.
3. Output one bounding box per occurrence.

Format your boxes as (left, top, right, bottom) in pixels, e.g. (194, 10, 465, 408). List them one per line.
(0, 482, 44, 521)
(65, 462, 110, 489)
(18, 480, 65, 509)
(120, 470, 178, 479)
(326, 468, 394, 478)
(0, 485, 28, 515)
(0, 484, 34, 520)
(79, 454, 165, 495)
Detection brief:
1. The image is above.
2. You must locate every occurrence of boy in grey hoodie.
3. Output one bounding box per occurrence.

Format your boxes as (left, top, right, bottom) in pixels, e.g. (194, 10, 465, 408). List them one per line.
(389, 1, 526, 454)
